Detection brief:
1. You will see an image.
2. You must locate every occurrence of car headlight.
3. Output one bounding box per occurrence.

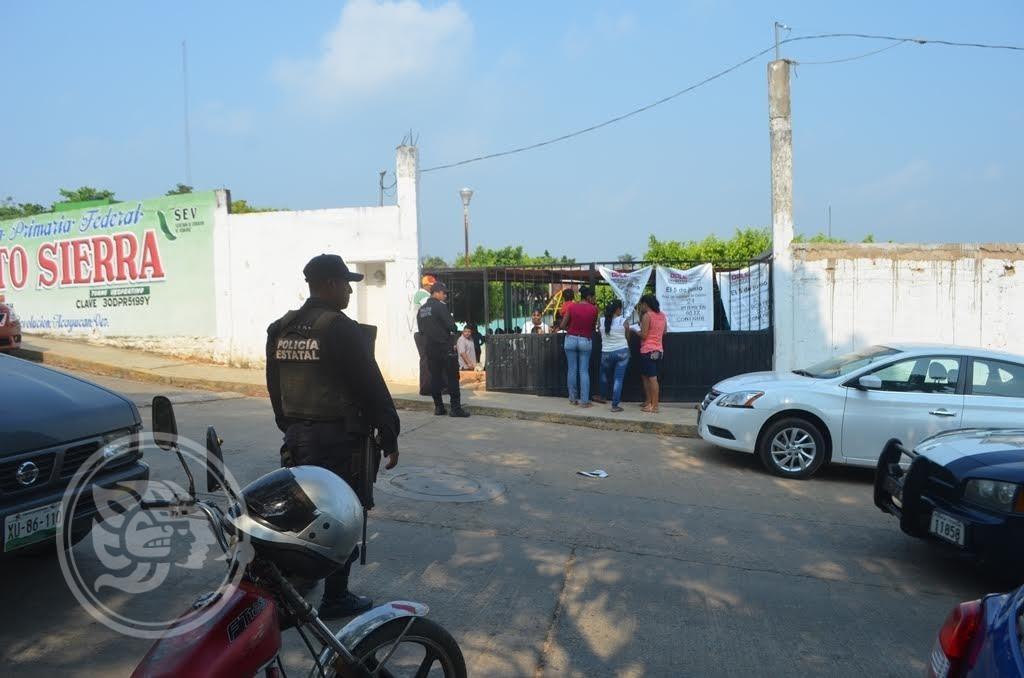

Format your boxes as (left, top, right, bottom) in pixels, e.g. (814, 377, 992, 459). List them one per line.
(963, 479, 1020, 513)
(100, 429, 137, 463)
(716, 390, 765, 408)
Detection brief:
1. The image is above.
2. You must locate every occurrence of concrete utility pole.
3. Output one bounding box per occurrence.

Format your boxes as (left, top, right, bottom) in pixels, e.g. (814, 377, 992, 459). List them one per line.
(460, 187, 474, 266)
(769, 58, 794, 369)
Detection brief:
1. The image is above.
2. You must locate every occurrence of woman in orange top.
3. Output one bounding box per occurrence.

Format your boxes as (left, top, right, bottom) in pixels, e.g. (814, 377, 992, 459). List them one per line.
(635, 294, 666, 413)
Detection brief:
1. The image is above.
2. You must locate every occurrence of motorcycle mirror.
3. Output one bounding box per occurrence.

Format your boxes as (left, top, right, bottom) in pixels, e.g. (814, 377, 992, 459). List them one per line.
(151, 396, 179, 450)
(205, 426, 226, 494)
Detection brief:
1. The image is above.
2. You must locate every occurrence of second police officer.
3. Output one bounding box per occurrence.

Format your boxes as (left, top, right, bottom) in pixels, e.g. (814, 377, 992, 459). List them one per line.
(417, 281, 470, 418)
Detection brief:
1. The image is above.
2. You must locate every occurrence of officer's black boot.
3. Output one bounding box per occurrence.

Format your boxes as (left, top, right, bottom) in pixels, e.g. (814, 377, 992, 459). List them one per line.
(434, 403, 447, 416)
(449, 400, 470, 418)
(319, 548, 372, 620)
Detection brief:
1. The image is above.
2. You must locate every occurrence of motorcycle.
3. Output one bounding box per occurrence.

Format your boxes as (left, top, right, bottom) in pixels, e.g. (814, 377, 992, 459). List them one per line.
(130, 396, 467, 678)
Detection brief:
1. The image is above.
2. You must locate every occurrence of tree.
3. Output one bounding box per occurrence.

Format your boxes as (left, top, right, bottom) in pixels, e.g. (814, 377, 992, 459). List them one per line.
(230, 199, 279, 214)
(0, 197, 47, 220)
(645, 227, 772, 263)
(793, 232, 845, 244)
(166, 183, 193, 195)
(617, 253, 635, 263)
(456, 245, 574, 268)
(421, 255, 448, 269)
(57, 186, 116, 203)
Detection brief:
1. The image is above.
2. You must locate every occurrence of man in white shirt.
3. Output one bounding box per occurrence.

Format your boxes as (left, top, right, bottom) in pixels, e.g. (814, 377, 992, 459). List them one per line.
(457, 326, 477, 370)
(523, 309, 549, 335)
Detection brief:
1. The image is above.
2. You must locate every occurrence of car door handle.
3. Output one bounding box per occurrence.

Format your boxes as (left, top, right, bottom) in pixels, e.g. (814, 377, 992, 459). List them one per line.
(929, 409, 957, 417)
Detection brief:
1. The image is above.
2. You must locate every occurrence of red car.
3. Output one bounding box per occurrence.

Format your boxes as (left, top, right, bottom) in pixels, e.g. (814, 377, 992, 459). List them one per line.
(0, 296, 22, 352)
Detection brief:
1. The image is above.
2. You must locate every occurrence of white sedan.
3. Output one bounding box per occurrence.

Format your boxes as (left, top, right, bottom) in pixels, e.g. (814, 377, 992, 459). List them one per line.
(697, 343, 1024, 479)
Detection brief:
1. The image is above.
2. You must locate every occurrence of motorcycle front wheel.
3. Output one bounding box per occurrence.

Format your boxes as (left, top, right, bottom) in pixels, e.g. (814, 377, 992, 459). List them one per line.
(345, 616, 467, 678)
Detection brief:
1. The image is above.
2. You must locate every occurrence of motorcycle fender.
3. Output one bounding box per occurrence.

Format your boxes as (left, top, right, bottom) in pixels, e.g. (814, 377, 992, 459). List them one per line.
(312, 600, 429, 670)
(337, 600, 429, 648)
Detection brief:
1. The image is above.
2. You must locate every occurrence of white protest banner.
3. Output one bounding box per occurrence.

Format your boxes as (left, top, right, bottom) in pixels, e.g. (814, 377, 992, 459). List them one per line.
(655, 264, 714, 332)
(597, 265, 652, 319)
(716, 262, 770, 331)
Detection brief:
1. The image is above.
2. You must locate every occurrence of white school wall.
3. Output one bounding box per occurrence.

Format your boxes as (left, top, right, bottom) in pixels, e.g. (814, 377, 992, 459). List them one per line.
(773, 243, 1024, 370)
(21, 147, 422, 383)
(211, 146, 422, 384)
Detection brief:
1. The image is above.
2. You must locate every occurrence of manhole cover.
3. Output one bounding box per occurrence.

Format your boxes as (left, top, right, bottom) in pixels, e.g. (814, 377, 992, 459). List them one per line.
(377, 466, 505, 503)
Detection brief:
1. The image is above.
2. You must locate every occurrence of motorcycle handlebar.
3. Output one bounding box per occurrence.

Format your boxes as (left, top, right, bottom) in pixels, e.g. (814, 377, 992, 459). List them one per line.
(140, 497, 232, 555)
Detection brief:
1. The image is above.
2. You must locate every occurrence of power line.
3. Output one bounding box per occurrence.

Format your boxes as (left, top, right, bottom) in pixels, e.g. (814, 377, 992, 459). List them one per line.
(420, 32, 1024, 174)
(791, 39, 910, 65)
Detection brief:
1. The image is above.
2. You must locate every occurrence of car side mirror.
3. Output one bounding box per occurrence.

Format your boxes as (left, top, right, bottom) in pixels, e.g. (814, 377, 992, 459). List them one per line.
(858, 375, 882, 391)
(151, 396, 178, 450)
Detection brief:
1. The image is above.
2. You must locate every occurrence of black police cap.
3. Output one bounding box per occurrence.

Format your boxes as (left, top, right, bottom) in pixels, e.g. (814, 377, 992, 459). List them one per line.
(303, 254, 364, 283)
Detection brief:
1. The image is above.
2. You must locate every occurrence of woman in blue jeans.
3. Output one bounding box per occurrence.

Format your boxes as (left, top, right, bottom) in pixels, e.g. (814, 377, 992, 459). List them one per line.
(559, 286, 599, 407)
(592, 299, 630, 412)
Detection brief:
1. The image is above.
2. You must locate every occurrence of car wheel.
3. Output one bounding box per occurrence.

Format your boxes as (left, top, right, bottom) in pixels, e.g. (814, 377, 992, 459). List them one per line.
(758, 417, 827, 479)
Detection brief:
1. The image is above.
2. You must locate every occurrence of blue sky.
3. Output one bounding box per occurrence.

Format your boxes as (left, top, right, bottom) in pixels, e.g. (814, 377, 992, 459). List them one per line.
(1, 1, 1021, 261)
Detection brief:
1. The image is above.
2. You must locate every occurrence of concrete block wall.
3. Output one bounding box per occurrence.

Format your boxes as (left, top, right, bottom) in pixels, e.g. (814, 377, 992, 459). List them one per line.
(775, 243, 1024, 370)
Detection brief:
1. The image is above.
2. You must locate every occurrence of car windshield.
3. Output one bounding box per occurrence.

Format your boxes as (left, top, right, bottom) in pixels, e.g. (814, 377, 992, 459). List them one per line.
(795, 345, 900, 379)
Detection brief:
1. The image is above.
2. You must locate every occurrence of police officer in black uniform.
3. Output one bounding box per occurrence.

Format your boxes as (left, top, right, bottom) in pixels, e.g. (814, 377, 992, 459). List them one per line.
(266, 254, 401, 619)
(417, 282, 470, 418)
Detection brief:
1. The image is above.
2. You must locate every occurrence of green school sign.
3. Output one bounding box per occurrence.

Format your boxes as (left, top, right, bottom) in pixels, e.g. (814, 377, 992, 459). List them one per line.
(0, 192, 217, 336)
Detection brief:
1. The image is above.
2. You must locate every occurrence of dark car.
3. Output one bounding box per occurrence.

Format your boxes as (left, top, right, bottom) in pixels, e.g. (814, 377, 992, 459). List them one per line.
(875, 429, 1024, 572)
(1, 353, 149, 556)
(925, 587, 1024, 677)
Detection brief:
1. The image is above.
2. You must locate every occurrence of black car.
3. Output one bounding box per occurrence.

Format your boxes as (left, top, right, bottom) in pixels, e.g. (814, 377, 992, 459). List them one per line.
(1, 353, 149, 556)
(875, 428, 1024, 571)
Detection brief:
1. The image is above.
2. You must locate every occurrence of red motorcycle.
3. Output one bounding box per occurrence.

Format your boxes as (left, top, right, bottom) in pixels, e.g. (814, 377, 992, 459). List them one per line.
(130, 397, 466, 678)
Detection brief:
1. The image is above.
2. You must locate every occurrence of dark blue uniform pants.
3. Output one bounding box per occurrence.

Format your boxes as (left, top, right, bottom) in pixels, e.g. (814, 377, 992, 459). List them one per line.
(283, 421, 365, 598)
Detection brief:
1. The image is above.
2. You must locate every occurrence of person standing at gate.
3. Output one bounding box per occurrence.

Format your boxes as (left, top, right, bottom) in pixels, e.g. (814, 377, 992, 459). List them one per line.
(523, 309, 549, 335)
(417, 282, 470, 417)
(413, 275, 437, 396)
(559, 285, 599, 407)
(457, 326, 477, 371)
(634, 294, 666, 414)
(593, 299, 630, 412)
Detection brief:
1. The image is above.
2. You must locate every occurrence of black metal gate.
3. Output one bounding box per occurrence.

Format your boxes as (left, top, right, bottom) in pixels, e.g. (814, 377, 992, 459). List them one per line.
(485, 330, 772, 403)
(429, 258, 774, 403)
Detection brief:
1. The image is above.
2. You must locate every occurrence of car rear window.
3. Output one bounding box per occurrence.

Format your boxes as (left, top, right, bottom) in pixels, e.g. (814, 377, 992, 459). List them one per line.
(972, 359, 1024, 399)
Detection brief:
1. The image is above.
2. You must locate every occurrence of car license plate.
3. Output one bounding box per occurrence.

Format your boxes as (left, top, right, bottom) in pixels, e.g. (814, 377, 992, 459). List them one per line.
(929, 510, 966, 547)
(4, 502, 62, 552)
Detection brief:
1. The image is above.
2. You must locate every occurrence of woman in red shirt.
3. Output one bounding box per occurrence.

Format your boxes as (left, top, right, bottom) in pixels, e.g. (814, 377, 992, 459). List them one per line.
(559, 286, 599, 406)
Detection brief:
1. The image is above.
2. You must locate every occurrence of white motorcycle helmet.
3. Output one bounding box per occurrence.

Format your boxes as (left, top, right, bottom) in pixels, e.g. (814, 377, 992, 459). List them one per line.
(232, 466, 363, 579)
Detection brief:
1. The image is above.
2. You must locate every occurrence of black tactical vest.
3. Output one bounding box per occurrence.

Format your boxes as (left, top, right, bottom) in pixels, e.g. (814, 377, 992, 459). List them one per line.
(273, 309, 357, 421)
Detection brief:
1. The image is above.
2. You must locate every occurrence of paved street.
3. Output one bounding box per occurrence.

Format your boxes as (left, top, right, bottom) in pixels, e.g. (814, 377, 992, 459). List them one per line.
(0, 369, 997, 677)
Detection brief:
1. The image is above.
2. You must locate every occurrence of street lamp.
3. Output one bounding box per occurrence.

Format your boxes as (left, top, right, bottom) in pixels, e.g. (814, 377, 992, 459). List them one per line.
(459, 187, 474, 266)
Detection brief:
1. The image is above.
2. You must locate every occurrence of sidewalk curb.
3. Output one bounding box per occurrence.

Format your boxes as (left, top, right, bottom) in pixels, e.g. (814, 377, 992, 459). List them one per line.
(13, 346, 270, 399)
(14, 345, 698, 438)
(393, 396, 698, 437)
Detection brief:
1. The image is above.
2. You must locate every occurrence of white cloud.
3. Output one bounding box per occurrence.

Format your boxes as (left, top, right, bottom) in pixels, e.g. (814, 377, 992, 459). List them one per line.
(564, 10, 636, 60)
(274, 0, 472, 103)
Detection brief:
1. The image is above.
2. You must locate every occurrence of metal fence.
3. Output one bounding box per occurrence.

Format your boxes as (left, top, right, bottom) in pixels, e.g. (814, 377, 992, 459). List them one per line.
(427, 257, 774, 402)
(428, 257, 772, 334)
